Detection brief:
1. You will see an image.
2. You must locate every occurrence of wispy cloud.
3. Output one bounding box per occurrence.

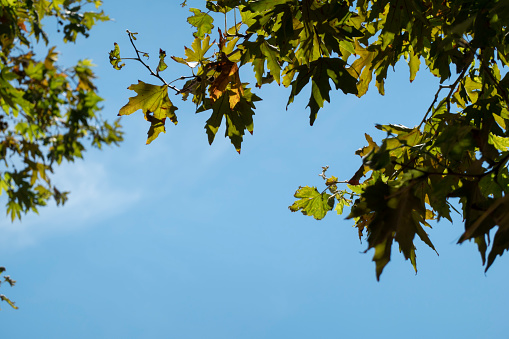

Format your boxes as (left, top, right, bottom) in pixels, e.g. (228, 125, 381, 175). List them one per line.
(0, 159, 141, 250)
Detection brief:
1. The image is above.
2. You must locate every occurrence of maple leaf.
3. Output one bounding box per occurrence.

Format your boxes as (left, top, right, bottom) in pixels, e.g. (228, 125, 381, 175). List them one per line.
(348, 179, 438, 280)
(203, 87, 260, 152)
(119, 81, 178, 144)
(289, 186, 334, 220)
(119, 81, 178, 123)
(347, 41, 376, 97)
(288, 58, 357, 125)
(184, 36, 213, 63)
(187, 8, 214, 38)
(259, 41, 281, 84)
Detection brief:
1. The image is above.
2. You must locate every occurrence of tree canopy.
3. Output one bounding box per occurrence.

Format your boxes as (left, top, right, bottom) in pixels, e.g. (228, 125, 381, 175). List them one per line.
(111, 0, 509, 280)
(0, 0, 123, 309)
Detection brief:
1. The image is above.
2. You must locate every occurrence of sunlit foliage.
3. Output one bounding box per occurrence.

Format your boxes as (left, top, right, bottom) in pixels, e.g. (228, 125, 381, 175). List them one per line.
(112, 0, 509, 279)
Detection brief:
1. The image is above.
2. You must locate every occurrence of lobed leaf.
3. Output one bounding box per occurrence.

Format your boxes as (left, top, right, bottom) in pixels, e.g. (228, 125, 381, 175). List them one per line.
(119, 81, 178, 144)
(187, 8, 214, 38)
(289, 186, 334, 220)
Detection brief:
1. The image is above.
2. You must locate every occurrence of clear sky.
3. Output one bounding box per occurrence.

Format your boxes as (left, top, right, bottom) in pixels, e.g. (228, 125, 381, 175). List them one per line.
(1, 1, 508, 338)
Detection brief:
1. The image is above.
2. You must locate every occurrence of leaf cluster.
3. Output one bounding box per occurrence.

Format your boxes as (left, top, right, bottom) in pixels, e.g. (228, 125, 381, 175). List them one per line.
(1, 1, 123, 221)
(288, 0, 509, 278)
(112, 0, 509, 279)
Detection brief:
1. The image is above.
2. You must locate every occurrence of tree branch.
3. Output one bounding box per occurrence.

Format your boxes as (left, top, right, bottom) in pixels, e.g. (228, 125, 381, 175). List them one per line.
(125, 30, 180, 93)
(418, 66, 468, 129)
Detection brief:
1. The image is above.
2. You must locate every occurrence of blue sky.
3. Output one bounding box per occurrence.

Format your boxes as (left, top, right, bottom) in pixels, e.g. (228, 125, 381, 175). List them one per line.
(1, 1, 508, 337)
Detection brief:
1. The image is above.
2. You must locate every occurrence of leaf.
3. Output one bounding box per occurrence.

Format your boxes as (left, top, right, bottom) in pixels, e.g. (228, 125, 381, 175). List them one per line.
(0, 294, 18, 310)
(209, 58, 244, 109)
(3, 275, 16, 287)
(170, 56, 199, 68)
(335, 197, 351, 215)
(259, 41, 281, 84)
(187, 8, 214, 38)
(348, 179, 437, 280)
(144, 113, 166, 145)
(356, 133, 379, 157)
(108, 42, 125, 70)
(184, 36, 213, 63)
(204, 88, 259, 152)
(486, 225, 509, 271)
(119, 81, 177, 143)
(408, 47, 420, 82)
(373, 237, 393, 280)
(288, 58, 357, 125)
(488, 133, 509, 151)
(347, 41, 375, 97)
(119, 81, 178, 123)
(157, 49, 167, 73)
(205, 99, 224, 145)
(289, 186, 334, 220)
(325, 176, 338, 186)
(127, 31, 138, 40)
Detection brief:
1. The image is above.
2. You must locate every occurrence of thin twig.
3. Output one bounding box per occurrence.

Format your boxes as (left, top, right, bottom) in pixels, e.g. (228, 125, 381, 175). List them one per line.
(417, 85, 449, 130)
(125, 30, 180, 93)
(417, 66, 468, 129)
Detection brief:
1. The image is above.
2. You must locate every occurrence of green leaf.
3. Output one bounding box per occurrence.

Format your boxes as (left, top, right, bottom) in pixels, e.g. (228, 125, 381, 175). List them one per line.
(108, 42, 125, 70)
(356, 133, 379, 157)
(488, 133, 509, 151)
(335, 197, 351, 215)
(187, 8, 214, 38)
(157, 49, 168, 73)
(119, 81, 178, 123)
(119, 81, 177, 143)
(0, 294, 18, 310)
(259, 41, 281, 84)
(408, 48, 420, 82)
(185, 36, 213, 63)
(288, 58, 357, 125)
(347, 42, 375, 96)
(289, 186, 334, 220)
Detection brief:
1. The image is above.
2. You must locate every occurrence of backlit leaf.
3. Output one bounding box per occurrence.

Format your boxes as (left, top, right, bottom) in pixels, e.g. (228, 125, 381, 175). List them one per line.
(187, 8, 214, 38)
(119, 81, 178, 123)
(289, 186, 334, 220)
(157, 49, 168, 73)
(109, 42, 124, 70)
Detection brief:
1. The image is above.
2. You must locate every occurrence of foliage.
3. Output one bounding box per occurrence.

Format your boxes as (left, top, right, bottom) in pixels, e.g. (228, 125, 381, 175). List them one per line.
(111, 0, 509, 279)
(0, 0, 123, 308)
(0, 0, 123, 222)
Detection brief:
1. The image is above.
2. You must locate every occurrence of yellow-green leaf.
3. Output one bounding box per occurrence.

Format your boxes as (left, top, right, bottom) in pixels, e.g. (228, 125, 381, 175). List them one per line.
(289, 186, 334, 220)
(119, 81, 178, 123)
